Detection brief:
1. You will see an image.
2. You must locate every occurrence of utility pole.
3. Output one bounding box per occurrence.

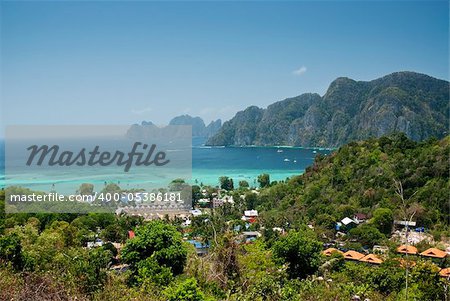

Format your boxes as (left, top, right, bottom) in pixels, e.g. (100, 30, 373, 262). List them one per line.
(394, 179, 417, 301)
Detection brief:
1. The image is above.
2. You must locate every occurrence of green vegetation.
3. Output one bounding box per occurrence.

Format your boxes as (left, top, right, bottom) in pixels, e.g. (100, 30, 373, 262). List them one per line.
(272, 230, 322, 279)
(122, 220, 187, 279)
(257, 133, 449, 236)
(0, 134, 449, 300)
(257, 173, 270, 188)
(219, 176, 234, 191)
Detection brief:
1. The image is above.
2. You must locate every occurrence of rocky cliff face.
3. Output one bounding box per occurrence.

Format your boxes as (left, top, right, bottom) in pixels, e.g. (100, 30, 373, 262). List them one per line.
(205, 119, 222, 138)
(206, 72, 449, 147)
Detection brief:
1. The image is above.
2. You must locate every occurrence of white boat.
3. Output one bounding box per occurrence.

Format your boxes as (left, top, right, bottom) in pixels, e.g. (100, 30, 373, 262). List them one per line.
(312, 150, 317, 154)
(277, 149, 283, 153)
(293, 160, 297, 163)
(284, 158, 290, 162)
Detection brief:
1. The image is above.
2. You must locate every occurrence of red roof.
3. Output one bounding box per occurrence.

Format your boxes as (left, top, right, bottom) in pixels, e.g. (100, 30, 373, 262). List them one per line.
(359, 254, 383, 265)
(128, 230, 135, 239)
(343, 250, 365, 260)
(397, 245, 418, 255)
(420, 248, 447, 258)
(354, 213, 368, 220)
(322, 248, 344, 256)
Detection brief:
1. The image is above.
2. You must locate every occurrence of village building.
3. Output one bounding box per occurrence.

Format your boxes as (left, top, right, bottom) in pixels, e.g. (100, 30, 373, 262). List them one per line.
(187, 240, 209, 256)
(242, 210, 258, 223)
(394, 220, 417, 229)
(397, 245, 418, 255)
(373, 245, 389, 254)
(336, 217, 358, 231)
(420, 247, 447, 259)
(242, 231, 261, 243)
(353, 213, 368, 223)
(359, 254, 383, 265)
(343, 250, 365, 261)
(322, 248, 343, 256)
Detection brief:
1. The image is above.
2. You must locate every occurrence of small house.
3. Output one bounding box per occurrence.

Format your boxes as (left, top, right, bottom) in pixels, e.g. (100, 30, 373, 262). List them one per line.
(242, 210, 258, 223)
(353, 213, 368, 223)
(322, 248, 343, 256)
(420, 248, 447, 259)
(343, 250, 365, 261)
(373, 245, 389, 254)
(187, 240, 210, 256)
(242, 231, 261, 243)
(336, 217, 358, 231)
(394, 220, 417, 230)
(359, 254, 383, 265)
(190, 209, 203, 217)
(397, 245, 418, 255)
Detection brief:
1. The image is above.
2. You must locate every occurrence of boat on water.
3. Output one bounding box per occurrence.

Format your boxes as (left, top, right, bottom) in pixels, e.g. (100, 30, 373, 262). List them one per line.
(312, 150, 317, 154)
(284, 158, 290, 162)
(277, 149, 283, 153)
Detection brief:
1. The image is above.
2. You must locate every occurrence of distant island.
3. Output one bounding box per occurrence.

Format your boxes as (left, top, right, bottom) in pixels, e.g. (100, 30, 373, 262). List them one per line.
(128, 115, 222, 139)
(168, 115, 221, 138)
(206, 71, 449, 147)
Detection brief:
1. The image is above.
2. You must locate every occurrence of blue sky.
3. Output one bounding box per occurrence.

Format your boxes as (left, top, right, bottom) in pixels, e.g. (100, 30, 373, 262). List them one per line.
(1, 1, 448, 133)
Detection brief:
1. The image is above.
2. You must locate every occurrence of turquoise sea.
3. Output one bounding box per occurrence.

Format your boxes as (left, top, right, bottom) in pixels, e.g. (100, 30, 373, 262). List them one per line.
(190, 138, 331, 186)
(0, 138, 332, 194)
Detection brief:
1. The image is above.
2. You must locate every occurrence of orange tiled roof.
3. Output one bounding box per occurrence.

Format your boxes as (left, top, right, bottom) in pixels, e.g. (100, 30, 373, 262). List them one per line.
(322, 248, 344, 256)
(420, 248, 447, 259)
(343, 250, 365, 260)
(359, 254, 383, 265)
(439, 268, 450, 278)
(397, 245, 418, 255)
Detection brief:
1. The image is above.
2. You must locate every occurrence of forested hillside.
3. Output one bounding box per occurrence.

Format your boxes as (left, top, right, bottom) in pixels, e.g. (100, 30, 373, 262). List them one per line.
(256, 133, 449, 236)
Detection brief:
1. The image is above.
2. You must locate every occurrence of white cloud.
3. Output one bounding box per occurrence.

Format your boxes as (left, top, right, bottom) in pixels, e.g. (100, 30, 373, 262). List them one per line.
(131, 106, 152, 115)
(292, 66, 307, 76)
